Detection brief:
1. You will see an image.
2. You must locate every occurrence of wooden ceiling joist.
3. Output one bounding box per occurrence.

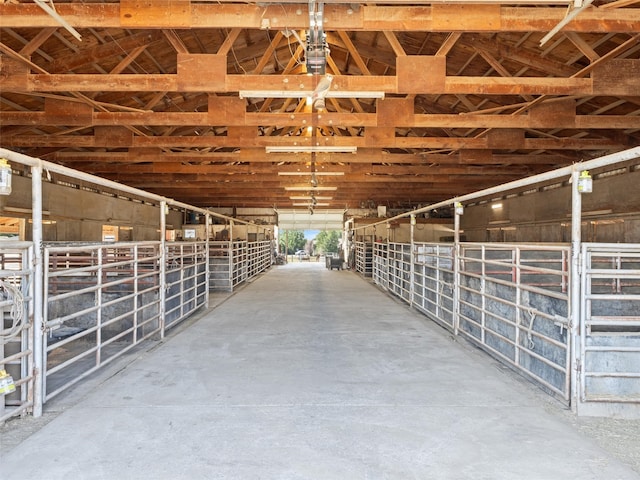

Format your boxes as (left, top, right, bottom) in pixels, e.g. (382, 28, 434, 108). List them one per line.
(2, 2, 640, 209)
(1, 4, 640, 33)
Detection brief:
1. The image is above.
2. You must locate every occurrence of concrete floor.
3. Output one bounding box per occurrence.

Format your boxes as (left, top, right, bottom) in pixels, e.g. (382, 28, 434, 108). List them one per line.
(2, 262, 639, 479)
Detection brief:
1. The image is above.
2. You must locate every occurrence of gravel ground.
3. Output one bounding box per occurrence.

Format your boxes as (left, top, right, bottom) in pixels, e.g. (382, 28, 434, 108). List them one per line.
(564, 415, 640, 473)
(1, 411, 61, 452)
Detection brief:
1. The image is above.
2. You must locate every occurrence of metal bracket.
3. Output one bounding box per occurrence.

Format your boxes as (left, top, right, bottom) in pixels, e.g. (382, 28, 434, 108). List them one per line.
(306, 0, 328, 75)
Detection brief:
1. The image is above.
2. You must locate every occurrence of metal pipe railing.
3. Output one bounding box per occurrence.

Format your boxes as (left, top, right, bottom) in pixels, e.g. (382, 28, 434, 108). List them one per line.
(351, 146, 640, 232)
(31, 164, 44, 418)
(0, 147, 260, 227)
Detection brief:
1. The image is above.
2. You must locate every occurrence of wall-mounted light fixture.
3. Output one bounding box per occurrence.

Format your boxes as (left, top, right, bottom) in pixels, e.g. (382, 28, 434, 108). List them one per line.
(0, 159, 12, 195)
(577, 170, 593, 193)
(491, 203, 503, 210)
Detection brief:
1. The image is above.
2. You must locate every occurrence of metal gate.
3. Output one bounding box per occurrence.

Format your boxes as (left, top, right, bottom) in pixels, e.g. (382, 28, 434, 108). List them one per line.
(164, 242, 208, 331)
(579, 244, 640, 416)
(413, 243, 455, 331)
(0, 242, 35, 422)
(43, 242, 162, 401)
(458, 243, 571, 402)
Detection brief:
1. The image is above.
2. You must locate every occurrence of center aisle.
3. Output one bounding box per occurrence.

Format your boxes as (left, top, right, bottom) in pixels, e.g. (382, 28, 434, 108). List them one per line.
(2, 262, 638, 479)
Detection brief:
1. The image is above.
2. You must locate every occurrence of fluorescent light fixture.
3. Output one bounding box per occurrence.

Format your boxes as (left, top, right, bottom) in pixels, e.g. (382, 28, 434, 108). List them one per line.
(28, 219, 57, 225)
(240, 90, 384, 99)
(289, 196, 333, 200)
(278, 172, 345, 176)
(284, 186, 338, 191)
(565, 209, 613, 217)
(266, 146, 357, 154)
(491, 203, 503, 210)
(583, 209, 613, 216)
(4, 206, 51, 215)
(293, 203, 330, 207)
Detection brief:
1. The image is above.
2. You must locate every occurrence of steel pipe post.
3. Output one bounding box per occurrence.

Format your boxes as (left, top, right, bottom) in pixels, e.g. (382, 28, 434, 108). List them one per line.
(159, 200, 167, 339)
(569, 170, 582, 413)
(453, 208, 461, 336)
(205, 214, 210, 306)
(30, 164, 44, 417)
(409, 215, 416, 307)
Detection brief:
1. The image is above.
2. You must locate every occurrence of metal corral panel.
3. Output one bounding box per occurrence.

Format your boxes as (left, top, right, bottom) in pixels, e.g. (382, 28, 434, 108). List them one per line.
(579, 244, 640, 417)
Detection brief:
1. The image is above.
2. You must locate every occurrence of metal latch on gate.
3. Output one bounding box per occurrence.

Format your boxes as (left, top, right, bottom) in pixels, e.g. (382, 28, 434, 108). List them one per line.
(553, 314, 569, 335)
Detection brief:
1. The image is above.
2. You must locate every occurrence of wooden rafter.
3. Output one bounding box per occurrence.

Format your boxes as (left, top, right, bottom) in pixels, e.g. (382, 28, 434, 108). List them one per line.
(2, 3, 640, 209)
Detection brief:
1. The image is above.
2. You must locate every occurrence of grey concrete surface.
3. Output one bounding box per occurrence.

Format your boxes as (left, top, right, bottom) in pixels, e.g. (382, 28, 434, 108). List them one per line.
(1, 262, 639, 479)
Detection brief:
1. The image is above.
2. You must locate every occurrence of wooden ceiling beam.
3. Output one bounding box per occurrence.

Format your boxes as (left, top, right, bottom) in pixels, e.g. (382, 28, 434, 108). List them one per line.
(163, 29, 190, 55)
(49, 31, 163, 72)
(19, 27, 57, 57)
(5, 110, 640, 130)
(111, 183, 496, 196)
(564, 32, 600, 63)
(436, 33, 462, 57)
(251, 31, 285, 74)
(80, 162, 539, 176)
(1, 4, 639, 33)
(50, 151, 568, 165)
(218, 28, 242, 56)
(464, 36, 577, 77)
(91, 173, 534, 185)
(382, 31, 406, 58)
(2, 34, 638, 96)
(2, 71, 613, 96)
(4, 132, 627, 151)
